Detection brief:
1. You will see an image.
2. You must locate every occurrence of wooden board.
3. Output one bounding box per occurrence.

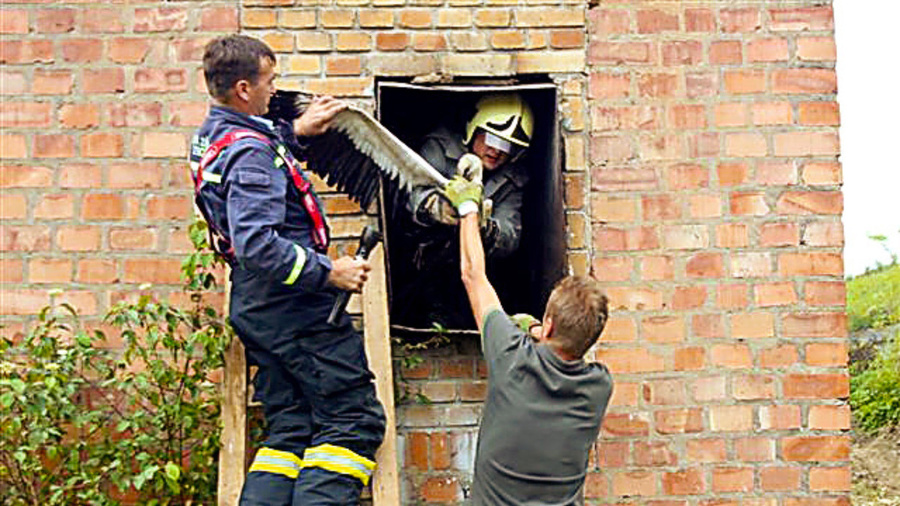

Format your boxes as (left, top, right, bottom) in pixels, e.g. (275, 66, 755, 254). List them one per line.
(217, 276, 248, 506)
(362, 244, 401, 505)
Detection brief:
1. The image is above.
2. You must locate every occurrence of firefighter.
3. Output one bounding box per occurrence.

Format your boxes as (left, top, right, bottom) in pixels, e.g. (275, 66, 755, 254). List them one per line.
(394, 93, 534, 330)
(190, 34, 385, 505)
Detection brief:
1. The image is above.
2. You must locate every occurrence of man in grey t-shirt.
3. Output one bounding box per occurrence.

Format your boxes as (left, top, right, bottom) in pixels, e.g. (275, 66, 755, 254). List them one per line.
(442, 173, 614, 505)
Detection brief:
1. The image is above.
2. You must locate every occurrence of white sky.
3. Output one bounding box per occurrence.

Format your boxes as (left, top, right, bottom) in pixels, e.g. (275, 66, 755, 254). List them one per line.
(833, 0, 900, 276)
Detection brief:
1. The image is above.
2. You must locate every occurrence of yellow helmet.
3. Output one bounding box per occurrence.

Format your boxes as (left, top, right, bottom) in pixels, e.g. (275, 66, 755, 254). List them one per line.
(464, 93, 534, 149)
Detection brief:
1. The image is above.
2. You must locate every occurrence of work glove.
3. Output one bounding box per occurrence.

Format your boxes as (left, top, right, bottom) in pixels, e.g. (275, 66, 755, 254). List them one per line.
(457, 153, 483, 184)
(443, 175, 483, 216)
(510, 313, 540, 334)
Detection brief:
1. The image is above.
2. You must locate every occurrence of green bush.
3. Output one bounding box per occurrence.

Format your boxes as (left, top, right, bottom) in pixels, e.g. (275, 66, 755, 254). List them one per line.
(846, 262, 900, 332)
(0, 220, 231, 505)
(850, 329, 900, 433)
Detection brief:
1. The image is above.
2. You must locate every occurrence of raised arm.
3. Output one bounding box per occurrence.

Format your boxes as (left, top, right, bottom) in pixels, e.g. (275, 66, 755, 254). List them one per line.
(459, 212, 503, 333)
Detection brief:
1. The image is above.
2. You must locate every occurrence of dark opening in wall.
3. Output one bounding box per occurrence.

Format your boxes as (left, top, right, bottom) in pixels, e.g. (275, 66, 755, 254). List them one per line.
(376, 80, 567, 334)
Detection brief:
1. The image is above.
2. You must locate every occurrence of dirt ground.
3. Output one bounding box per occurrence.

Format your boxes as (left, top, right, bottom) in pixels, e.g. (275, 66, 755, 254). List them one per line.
(852, 427, 900, 505)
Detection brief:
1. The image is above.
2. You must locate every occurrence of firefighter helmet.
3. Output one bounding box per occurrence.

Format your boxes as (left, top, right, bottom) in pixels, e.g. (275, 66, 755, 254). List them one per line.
(464, 94, 534, 149)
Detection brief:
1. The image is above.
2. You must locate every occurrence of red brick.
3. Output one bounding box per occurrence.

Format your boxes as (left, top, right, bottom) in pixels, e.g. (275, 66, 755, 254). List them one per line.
(589, 72, 630, 99)
(783, 312, 846, 338)
(755, 282, 796, 307)
(709, 40, 741, 64)
(689, 194, 721, 219)
(784, 374, 849, 399)
(59, 163, 101, 188)
(594, 225, 658, 252)
(108, 103, 163, 128)
(805, 281, 845, 306)
(674, 347, 705, 371)
(687, 439, 726, 463)
(83, 68, 125, 94)
(602, 412, 651, 438)
(776, 191, 842, 215)
(799, 101, 840, 125)
(677, 7, 713, 31)
(589, 41, 655, 65)
(778, 252, 842, 276)
(716, 223, 749, 248)
(110, 228, 157, 251)
(784, 499, 851, 506)
(34, 134, 75, 158)
(693, 314, 724, 339)
(725, 133, 767, 157)
(662, 41, 703, 66)
(82, 8, 124, 33)
(61, 39, 102, 63)
(760, 466, 802, 491)
(1, 9, 28, 34)
(109, 38, 151, 64)
(82, 194, 124, 220)
(803, 161, 842, 186)
(724, 70, 766, 94)
(0, 102, 53, 128)
(760, 405, 801, 430)
(760, 222, 799, 247)
(769, 7, 833, 32)
(731, 312, 774, 338)
(0, 70, 27, 94)
(662, 468, 704, 495)
(809, 404, 851, 430)
(642, 194, 680, 221)
(590, 136, 636, 164)
(669, 104, 706, 129)
(34, 194, 74, 219)
(612, 470, 655, 496)
(59, 103, 100, 129)
(686, 71, 718, 98)
(135, 69, 188, 93)
(134, 7, 189, 32)
(733, 375, 776, 400)
(28, 258, 72, 283)
(717, 162, 749, 186)
(712, 467, 753, 493)
(0, 193, 26, 218)
(76, 259, 118, 284)
(809, 467, 851, 491)
(666, 164, 708, 190)
(806, 342, 847, 367)
(592, 257, 633, 282)
(637, 9, 678, 33)
(1, 225, 50, 252)
(0, 39, 54, 64)
(199, 6, 238, 31)
(608, 382, 639, 407)
(634, 441, 677, 467)
(758, 161, 798, 186)
(589, 9, 630, 34)
(711, 344, 752, 369)
(583, 471, 608, 498)
(81, 133, 124, 158)
(735, 437, 775, 462)
(773, 69, 837, 94)
(122, 258, 183, 285)
(759, 344, 799, 369)
(730, 192, 769, 216)
(752, 101, 792, 125)
(803, 221, 843, 247)
(710, 406, 753, 432)
(597, 348, 664, 374)
(720, 8, 760, 33)
(405, 432, 428, 470)
(685, 252, 723, 278)
(550, 29, 583, 49)
(655, 408, 703, 435)
(662, 225, 708, 250)
(418, 475, 462, 502)
(797, 36, 837, 62)
(57, 226, 100, 251)
(783, 435, 850, 462)
(672, 286, 706, 310)
(717, 284, 748, 309)
(641, 256, 674, 281)
(598, 441, 628, 468)
(638, 73, 678, 98)
(747, 38, 789, 62)
(690, 377, 726, 402)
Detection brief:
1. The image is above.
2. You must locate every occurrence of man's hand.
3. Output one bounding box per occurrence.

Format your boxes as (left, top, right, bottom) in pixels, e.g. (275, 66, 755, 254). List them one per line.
(443, 175, 483, 214)
(421, 192, 459, 226)
(294, 95, 347, 137)
(511, 313, 542, 340)
(327, 256, 371, 292)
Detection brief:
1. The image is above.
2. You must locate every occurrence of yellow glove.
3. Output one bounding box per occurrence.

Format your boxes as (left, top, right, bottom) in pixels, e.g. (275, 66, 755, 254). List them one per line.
(443, 175, 483, 216)
(510, 313, 540, 334)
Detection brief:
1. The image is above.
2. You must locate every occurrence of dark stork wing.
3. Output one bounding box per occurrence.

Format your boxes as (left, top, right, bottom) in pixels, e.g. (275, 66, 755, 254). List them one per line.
(264, 90, 448, 210)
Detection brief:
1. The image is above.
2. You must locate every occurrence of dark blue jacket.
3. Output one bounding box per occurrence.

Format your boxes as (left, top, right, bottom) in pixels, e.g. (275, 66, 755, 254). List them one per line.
(190, 105, 347, 341)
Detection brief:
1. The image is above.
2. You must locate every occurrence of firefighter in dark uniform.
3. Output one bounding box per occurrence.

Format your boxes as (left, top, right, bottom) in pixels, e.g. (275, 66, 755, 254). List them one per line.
(394, 93, 534, 329)
(190, 35, 384, 506)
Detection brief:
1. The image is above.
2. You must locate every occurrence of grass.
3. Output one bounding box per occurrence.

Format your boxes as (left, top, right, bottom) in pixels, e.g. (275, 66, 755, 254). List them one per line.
(846, 262, 900, 332)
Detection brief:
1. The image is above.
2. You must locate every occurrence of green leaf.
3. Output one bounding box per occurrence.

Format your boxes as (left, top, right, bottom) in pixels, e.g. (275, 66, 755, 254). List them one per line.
(164, 461, 181, 481)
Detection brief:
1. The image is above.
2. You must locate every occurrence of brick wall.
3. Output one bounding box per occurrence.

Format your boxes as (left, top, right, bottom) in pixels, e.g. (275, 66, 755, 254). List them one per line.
(1, 1, 849, 505)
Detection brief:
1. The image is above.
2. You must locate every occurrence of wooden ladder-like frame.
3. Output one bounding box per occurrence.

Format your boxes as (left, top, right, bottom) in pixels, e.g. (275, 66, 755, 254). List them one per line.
(216, 245, 400, 505)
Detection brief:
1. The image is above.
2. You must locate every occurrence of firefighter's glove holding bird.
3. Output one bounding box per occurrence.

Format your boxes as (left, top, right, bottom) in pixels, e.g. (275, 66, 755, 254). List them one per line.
(444, 175, 484, 217)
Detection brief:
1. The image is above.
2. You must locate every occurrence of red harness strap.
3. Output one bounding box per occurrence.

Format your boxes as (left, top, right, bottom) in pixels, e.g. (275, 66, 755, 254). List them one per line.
(196, 129, 330, 254)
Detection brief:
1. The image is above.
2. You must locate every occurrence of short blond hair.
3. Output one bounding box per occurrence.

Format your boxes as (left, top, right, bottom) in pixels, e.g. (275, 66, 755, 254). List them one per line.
(544, 276, 608, 358)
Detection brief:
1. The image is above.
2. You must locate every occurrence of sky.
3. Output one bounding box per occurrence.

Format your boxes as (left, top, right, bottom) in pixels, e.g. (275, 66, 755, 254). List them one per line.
(833, 0, 900, 276)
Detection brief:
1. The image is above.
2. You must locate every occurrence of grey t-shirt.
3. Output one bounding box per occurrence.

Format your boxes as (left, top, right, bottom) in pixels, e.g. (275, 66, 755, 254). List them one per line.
(470, 310, 614, 505)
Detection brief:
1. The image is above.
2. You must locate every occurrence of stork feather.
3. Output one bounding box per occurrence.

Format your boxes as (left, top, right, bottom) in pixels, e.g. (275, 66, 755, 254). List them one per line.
(264, 90, 448, 209)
